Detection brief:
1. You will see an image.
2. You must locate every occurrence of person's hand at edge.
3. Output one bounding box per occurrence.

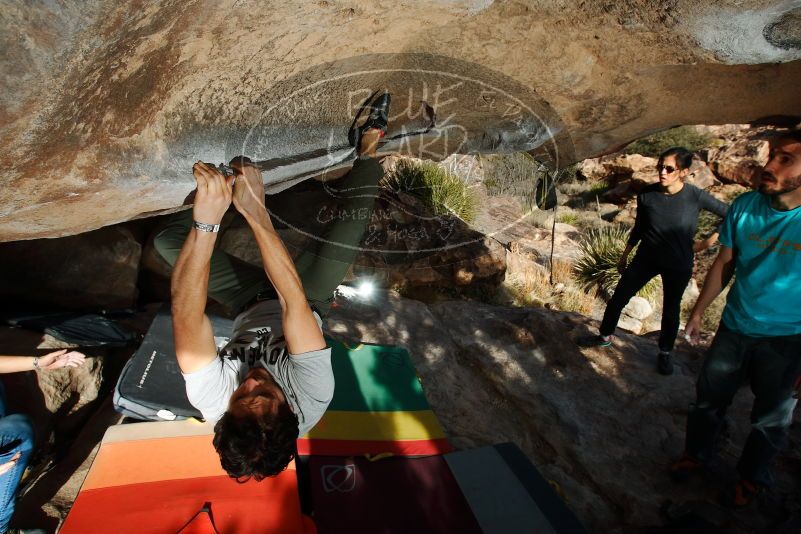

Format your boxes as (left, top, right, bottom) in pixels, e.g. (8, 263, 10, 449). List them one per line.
(37, 349, 86, 371)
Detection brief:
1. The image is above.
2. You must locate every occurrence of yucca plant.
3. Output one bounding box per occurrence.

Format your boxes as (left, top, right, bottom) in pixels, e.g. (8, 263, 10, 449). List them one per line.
(384, 159, 479, 222)
(573, 225, 660, 301)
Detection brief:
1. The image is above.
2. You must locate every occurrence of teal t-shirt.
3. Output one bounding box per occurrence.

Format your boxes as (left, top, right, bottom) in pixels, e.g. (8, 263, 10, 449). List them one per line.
(719, 191, 801, 336)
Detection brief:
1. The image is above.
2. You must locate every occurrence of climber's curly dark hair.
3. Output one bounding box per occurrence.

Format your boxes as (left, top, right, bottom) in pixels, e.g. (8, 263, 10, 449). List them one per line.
(212, 404, 299, 481)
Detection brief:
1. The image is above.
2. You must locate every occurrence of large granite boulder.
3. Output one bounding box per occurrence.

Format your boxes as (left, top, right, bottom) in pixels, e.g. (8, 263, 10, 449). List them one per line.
(708, 135, 771, 187)
(2, 0, 801, 241)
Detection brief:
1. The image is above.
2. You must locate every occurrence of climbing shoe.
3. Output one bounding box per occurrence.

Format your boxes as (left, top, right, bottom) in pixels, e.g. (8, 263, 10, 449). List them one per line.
(657, 350, 674, 375)
(727, 479, 761, 509)
(669, 454, 704, 483)
(348, 90, 391, 149)
(594, 335, 613, 347)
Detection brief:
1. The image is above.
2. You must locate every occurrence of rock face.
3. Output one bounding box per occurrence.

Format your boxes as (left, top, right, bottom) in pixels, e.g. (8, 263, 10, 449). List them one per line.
(326, 291, 801, 532)
(708, 135, 771, 187)
(2, 0, 801, 241)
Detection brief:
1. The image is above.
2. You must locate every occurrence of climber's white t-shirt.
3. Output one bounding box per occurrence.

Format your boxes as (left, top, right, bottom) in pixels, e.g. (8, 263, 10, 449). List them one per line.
(182, 300, 334, 435)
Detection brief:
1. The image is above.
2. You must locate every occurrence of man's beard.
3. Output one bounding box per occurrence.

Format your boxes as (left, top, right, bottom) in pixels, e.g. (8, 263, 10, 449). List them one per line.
(758, 171, 801, 196)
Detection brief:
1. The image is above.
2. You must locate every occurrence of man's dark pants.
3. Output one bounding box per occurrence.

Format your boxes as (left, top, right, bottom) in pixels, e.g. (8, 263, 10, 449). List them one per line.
(153, 157, 384, 317)
(685, 323, 801, 486)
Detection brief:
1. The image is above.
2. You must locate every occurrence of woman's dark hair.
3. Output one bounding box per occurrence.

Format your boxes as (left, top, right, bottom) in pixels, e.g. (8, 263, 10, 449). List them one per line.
(658, 146, 695, 170)
(213, 405, 299, 481)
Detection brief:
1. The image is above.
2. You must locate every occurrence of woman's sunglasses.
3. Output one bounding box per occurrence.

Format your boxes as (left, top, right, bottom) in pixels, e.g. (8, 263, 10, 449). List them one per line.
(656, 164, 677, 174)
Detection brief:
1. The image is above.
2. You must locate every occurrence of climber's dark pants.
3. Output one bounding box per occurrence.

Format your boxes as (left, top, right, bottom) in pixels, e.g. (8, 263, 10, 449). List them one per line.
(599, 252, 692, 352)
(685, 323, 801, 486)
(154, 157, 384, 317)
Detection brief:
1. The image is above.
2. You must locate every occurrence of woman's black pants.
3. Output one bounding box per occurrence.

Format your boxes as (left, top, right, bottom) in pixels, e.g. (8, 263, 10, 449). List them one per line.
(599, 252, 692, 352)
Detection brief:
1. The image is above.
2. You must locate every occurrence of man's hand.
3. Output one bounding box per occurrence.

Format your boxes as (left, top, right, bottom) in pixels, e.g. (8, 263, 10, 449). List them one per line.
(192, 161, 233, 225)
(684, 314, 703, 345)
(38, 349, 86, 371)
(229, 157, 267, 222)
(0, 452, 21, 476)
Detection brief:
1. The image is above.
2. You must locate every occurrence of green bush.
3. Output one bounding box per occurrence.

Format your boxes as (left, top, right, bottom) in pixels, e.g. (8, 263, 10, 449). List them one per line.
(481, 152, 544, 197)
(624, 126, 713, 157)
(557, 212, 579, 225)
(573, 226, 661, 301)
(384, 159, 479, 222)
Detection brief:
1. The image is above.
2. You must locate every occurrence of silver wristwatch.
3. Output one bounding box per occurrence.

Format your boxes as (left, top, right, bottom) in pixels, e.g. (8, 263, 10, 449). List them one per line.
(193, 221, 220, 233)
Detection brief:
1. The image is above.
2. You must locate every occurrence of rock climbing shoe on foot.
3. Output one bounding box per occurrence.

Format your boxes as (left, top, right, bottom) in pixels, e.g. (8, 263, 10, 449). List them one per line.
(669, 454, 704, 483)
(657, 351, 674, 375)
(576, 334, 613, 348)
(594, 335, 613, 347)
(348, 90, 391, 149)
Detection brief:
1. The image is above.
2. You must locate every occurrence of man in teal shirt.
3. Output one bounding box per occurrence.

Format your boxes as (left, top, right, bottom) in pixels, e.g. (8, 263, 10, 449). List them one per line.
(672, 130, 801, 507)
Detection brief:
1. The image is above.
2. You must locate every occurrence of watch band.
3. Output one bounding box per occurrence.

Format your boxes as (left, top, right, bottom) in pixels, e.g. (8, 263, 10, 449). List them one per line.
(193, 221, 220, 233)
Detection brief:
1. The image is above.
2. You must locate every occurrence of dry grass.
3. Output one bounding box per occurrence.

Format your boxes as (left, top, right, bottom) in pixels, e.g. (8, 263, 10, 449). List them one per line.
(505, 257, 598, 314)
(551, 259, 575, 285)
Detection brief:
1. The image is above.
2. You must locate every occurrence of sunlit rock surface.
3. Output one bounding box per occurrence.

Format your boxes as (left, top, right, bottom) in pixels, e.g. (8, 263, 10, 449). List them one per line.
(2, 0, 800, 240)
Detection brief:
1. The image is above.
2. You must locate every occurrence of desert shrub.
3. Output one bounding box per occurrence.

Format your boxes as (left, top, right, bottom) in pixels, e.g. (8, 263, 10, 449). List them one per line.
(481, 153, 545, 197)
(504, 258, 597, 314)
(553, 286, 597, 315)
(384, 159, 479, 222)
(550, 259, 575, 285)
(573, 226, 661, 301)
(481, 153, 576, 212)
(624, 126, 713, 157)
(557, 212, 579, 225)
(588, 180, 611, 196)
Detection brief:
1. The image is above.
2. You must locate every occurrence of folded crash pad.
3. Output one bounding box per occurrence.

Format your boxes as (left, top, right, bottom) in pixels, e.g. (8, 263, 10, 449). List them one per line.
(60, 420, 314, 534)
(297, 340, 451, 457)
(444, 443, 588, 534)
(114, 308, 233, 421)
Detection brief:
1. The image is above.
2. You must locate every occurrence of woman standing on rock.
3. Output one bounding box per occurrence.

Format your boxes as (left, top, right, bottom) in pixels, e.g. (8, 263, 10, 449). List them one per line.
(592, 147, 729, 375)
